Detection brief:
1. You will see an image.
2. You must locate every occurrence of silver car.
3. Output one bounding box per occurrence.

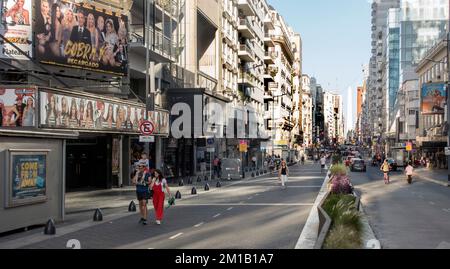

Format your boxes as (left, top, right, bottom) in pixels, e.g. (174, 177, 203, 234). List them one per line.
(220, 158, 243, 180)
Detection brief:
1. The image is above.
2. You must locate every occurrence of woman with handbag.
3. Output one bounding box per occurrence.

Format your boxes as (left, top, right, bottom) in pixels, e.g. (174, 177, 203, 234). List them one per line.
(150, 169, 172, 225)
(132, 160, 152, 225)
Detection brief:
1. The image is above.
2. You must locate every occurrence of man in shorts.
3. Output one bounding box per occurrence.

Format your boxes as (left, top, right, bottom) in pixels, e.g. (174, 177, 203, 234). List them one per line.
(132, 160, 152, 225)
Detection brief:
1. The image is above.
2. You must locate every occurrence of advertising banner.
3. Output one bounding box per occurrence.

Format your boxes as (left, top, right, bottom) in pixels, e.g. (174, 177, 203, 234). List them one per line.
(34, 0, 128, 75)
(0, 87, 36, 127)
(0, 0, 33, 59)
(421, 83, 446, 115)
(39, 89, 169, 135)
(7, 150, 48, 208)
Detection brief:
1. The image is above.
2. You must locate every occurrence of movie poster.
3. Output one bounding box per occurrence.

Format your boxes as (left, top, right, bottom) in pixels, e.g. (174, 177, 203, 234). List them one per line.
(0, 87, 36, 127)
(0, 0, 33, 59)
(8, 151, 47, 207)
(112, 137, 120, 175)
(421, 83, 447, 115)
(34, 0, 128, 75)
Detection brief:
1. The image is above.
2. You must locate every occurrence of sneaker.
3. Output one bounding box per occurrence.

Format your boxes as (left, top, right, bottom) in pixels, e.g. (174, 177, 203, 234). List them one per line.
(156, 220, 161, 225)
(139, 218, 145, 224)
(142, 220, 147, 225)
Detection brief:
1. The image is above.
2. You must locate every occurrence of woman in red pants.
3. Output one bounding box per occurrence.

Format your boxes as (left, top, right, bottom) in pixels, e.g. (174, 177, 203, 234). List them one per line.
(150, 169, 172, 225)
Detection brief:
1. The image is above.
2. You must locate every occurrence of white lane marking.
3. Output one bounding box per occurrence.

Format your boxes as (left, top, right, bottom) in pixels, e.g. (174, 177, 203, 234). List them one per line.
(194, 222, 205, 228)
(443, 209, 450, 213)
(147, 248, 155, 249)
(247, 197, 253, 200)
(169, 233, 183, 240)
(213, 214, 221, 218)
(227, 207, 233, 211)
(175, 203, 314, 207)
(429, 201, 435, 205)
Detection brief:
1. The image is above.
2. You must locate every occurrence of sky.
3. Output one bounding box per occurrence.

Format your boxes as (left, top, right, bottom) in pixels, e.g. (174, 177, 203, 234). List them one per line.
(268, 0, 372, 133)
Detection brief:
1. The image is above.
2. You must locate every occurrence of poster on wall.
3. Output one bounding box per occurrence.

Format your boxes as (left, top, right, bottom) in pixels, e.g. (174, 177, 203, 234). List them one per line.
(0, 0, 33, 59)
(421, 83, 447, 115)
(6, 150, 48, 208)
(112, 137, 120, 175)
(0, 87, 36, 127)
(34, 0, 128, 75)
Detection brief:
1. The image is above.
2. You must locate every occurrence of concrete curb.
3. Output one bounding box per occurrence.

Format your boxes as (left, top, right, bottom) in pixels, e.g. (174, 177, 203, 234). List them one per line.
(295, 170, 330, 249)
(359, 203, 381, 249)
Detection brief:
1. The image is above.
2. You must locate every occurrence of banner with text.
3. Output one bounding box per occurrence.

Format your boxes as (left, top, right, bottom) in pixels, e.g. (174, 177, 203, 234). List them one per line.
(34, 0, 128, 75)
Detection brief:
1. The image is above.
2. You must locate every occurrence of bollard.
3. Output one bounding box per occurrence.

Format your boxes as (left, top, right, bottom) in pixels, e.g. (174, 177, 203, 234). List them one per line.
(44, 219, 56, 235)
(191, 187, 197, 195)
(128, 201, 137, 212)
(251, 172, 255, 178)
(93, 208, 103, 222)
(175, 191, 182, 199)
(216, 181, 222, 188)
(204, 183, 210, 191)
(179, 179, 184, 187)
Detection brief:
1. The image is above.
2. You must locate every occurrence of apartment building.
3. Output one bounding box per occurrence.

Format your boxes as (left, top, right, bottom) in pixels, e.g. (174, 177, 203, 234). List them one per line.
(302, 75, 313, 147)
(324, 92, 344, 145)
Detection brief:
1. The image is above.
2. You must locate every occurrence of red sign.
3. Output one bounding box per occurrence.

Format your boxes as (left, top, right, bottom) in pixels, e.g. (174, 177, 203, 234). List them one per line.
(139, 121, 155, 135)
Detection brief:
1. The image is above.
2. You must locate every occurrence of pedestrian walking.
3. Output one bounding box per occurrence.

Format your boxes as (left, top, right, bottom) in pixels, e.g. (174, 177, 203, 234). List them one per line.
(278, 160, 289, 189)
(213, 156, 220, 178)
(132, 160, 152, 225)
(301, 155, 305, 165)
(405, 162, 414, 185)
(381, 159, 390, 184)
(320, 155, 326, 173)
(150, 169, 172, 225)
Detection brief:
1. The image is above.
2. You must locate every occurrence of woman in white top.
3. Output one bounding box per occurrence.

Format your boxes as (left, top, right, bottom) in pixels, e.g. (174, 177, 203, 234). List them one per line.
(102, 19, 119, 67)
(150, 169, 172, 225)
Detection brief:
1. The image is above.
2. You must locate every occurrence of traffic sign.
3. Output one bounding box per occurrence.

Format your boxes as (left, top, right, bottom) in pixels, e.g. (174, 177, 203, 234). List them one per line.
(406, 142, 413, 152)
(139, 136, 155, 143)
(139, 121, 155, 135)
(207, 148, 215, 153)
(239, 143, 248, 153)
(207, 138, 215, 145)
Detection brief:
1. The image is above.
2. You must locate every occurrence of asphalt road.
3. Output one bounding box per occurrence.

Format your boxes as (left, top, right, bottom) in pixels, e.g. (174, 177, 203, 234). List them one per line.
(18, 162, 326, 249)
(350, 161, 450, 249)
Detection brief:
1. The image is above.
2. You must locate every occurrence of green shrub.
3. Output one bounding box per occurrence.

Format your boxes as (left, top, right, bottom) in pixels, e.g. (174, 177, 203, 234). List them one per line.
(330, 164, 347, 176)
(323, 224, 362, 249)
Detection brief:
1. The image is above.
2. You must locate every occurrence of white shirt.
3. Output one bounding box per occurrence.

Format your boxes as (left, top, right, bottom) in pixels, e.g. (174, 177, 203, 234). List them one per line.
(405, 166, 414, 176)
(320, 158, 326, 165)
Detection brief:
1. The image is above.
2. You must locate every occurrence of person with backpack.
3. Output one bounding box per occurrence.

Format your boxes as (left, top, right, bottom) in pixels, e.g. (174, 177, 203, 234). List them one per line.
(381, 159, 391, 184)
(132, 160, 152, 225)
(405, 161, 414, 184)
(150, 169, 172, 225)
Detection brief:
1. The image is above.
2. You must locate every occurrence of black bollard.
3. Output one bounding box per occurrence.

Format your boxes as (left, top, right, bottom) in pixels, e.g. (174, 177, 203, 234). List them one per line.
(204, 183, 210, 191)
(191, 187, 197, 195)
(175, 191, 182, 199)
(216, 181, 222, 188)
(93, 208, 103, 222)
(251, 172, 255, 178)
(128, 201, 137, 212)
(44, 219, 56, 235)
(179, 180, 184, 187)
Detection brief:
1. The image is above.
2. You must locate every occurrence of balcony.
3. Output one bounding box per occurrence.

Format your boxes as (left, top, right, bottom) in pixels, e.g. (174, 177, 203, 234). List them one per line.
(238, 43, 255, 62)
(264, 90, 274, 101)
(129, 26, 178, 63)
(237, 0, 255, 16)
(238, 72, 257, 87)
(264, 33, 275, 47)
(264, 15, 275, 30)
(268, 82, 279, 90)
(264, 51, 277, 64)
(238, 18, 255, 39)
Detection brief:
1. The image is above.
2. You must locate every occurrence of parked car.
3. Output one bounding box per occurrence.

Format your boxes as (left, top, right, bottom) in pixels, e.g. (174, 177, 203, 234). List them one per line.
(351, 159, 366, 172)
(220, 158, 242, 180)
(387, 158, 398, 171)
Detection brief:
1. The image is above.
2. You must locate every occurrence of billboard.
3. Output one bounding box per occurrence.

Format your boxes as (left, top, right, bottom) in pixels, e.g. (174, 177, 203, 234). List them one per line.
(0, 87, 36, 127)
(39, 89, 169, 135)
(421, 83, 446, 115)
(0, 0, 33, 59)
(34, 0, 128, 75)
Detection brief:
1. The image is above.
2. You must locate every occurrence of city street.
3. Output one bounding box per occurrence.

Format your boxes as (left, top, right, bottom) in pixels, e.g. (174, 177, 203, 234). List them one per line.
(350, 161, 450, 249)
(0, 162, 326, 249)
